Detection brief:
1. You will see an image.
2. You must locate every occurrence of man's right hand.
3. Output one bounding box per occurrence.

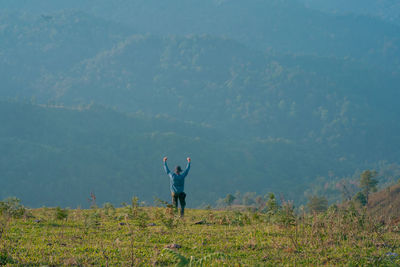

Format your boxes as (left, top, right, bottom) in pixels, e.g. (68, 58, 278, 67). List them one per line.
(187, 157, 191, 162)
(163, 157, 168, 162)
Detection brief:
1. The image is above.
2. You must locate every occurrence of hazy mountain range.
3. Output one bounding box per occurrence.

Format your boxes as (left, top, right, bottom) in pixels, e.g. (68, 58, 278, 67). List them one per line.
(1, 0, 399, 207)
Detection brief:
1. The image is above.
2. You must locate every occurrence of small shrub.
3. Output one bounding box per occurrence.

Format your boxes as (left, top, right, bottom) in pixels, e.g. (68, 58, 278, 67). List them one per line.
(160, 213, 179, 229)
(135, 211, 150, 228)
(327, 204, 338, 213)
(0, 249, 14, 265)
(0, 197, 26, 218)
(307, 195, 328, 213)
(154, 198, 179, 228)
(54, 207, 69, 221)
(103, 202, 116, 217)
(263, 193, 281, 221)
(131, 196, 139, 218)
(353, 192, 367, 206)
(84, 211, 101, 229)
(231, 211, 252, 226)
(88, 192, 98, 209)
(277, 201, 296, 227)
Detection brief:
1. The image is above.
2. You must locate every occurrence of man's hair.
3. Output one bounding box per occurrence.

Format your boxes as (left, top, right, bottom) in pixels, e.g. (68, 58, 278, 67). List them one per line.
(175, 166, 182, 174)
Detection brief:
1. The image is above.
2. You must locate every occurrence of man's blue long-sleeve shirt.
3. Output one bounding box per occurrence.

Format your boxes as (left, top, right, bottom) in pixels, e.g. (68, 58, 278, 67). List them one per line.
(164, 161, 191, 194)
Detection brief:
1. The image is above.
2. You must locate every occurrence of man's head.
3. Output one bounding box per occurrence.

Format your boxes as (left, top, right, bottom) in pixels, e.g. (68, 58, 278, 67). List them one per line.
(175, 166, 182, 174)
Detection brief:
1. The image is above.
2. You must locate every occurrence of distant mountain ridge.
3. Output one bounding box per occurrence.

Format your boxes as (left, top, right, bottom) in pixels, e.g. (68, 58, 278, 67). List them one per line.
(0, 10, 134, 98)
(1, 3, 400, 207)
(2, 0, 400, 71)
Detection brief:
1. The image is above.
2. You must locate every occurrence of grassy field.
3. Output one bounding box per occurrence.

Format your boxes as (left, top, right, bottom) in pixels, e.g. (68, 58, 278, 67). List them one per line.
(1, 200, 400, 266)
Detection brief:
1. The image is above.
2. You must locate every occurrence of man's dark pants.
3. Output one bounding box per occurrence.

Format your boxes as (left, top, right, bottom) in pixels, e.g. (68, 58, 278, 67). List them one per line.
(172, 192, 186, 216)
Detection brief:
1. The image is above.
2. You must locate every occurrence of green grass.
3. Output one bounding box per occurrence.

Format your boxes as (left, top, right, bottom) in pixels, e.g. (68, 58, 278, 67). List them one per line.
(1, 205, 400, 266)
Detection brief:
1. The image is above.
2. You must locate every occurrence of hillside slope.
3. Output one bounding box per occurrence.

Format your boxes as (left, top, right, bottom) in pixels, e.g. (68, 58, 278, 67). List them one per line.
(1, 101, 329, 207)
(368, 183, 400, 220)
(41, 35, 400, 162)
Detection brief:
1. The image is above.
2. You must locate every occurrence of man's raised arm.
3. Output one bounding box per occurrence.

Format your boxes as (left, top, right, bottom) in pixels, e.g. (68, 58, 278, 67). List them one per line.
(182, 157, 191, 177)
(163, 157, 171, 175)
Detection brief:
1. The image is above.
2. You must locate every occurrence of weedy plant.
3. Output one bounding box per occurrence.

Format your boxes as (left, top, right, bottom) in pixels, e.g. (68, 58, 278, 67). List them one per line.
(54, 207, 69, 221)
(88, 192, 98, 209)
(231, 211, 251, 226)
(84, 210, 101, 231)
(0, 197, 26, 218)
(0, 249, 14, 265)
(155, 198, 180, 229)
(129, 197, 150, 228)
(102, 202, 116, 218)
(131, 196, 140, 218)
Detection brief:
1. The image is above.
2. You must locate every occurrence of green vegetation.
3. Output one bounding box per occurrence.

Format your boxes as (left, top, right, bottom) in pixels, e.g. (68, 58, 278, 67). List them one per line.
(360, 170, 379, 202)
(353, 191, 368, 207)
(307, 195, 328, 213)
(0, 197, 27, 219)
(2, 99, 400, 209)
(1, 2, 399, 264)
(0, 196, 399, 266)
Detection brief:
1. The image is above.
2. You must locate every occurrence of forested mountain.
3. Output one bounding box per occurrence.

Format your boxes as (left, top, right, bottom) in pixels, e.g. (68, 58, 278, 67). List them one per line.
(2, 0, 400, 71)
(4, 30, 400, 161)
(0, 101, 229, 207)
(0, 11, 134, 98)
(0, 100, 333, 207)
(1, 1, 400, 207)
(1, 100, 398, 208)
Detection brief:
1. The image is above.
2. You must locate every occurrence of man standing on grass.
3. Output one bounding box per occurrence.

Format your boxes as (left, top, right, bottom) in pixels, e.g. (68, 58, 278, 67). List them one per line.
(163, 156, 191, 217)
